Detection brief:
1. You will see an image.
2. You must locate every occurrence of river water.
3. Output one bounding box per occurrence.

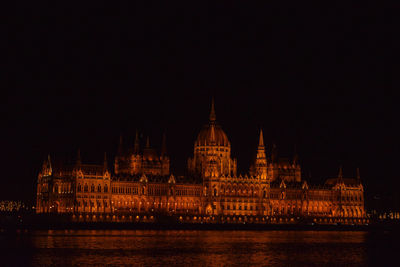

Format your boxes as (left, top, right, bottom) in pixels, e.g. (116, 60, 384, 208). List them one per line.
(0, 230, 397, 266)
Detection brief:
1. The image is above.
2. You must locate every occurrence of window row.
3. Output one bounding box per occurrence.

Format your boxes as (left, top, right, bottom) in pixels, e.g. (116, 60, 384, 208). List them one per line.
(77, 184, 108, 193)
(111, 186, 139, 194)
(176, 189, 200, 196)
(225, 205, 258, 211)
(77, 201, 109, 208)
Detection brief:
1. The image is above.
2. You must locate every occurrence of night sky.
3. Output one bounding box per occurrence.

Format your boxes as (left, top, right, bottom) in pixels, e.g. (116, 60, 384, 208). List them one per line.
(2, 3, 398, 209)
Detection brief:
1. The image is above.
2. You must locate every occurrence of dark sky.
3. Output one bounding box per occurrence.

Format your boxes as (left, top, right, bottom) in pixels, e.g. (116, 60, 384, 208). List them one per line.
(2, 2, 398, 208)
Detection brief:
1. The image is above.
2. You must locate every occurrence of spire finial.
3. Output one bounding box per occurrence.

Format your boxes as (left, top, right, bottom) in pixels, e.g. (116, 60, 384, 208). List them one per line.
(161, 132, 167, 156)
(258, 129, 264, 147)
(338, 166, 343, 179)
(134, 130, 140, 153)
(118, 135, 123, 155)
(77, 148, 81, 165)
(146, 136, 150, 148)
(209, 97, 216, 122)
(271, 143, 277, 163)
(356, 167, 360, 180)
(103, 152, 107, 169)
(47, 154, 52, 169)
(210, 124, 216, 142)
(47, 154, 52, 174)
(293, 144, 298, 165)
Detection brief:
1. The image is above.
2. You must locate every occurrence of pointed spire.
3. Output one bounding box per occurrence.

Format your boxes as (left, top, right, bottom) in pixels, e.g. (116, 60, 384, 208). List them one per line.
(209, 97, 216, 122)
(146, 136, 150, 148)
(76, 148, 81, 166)
(42, 157, 47, 170)
(256, 128, 266, 159)
(338, 166, 343, 179)
(253, 128, 267, 178)
(210, 124, 216, 143)
(118, 135, 123, 155)
(134, 130, 140, 154)
(258, 129, 265, 147)
(271, 143, 277, 163)
(103, 152, 108, 169)
(43, 154, 53, 176)
(356, 168, 361, 181)
(47, 154, 52, 173)
(161, 132, 167, 156)
(293, 145, 298, 165)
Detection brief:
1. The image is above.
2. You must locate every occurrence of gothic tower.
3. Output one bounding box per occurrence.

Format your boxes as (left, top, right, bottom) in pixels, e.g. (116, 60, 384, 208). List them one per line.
(187, 98, 237, 178)
(250, 129, 268, 179)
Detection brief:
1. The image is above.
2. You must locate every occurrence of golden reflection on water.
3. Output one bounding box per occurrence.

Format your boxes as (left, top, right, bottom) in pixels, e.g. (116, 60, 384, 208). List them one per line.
(24, 230, 369, 266)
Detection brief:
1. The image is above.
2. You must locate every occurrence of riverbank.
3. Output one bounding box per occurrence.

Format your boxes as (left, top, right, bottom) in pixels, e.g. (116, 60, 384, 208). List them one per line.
(0, 222, 376, 231)
(1, 213, 399, 232)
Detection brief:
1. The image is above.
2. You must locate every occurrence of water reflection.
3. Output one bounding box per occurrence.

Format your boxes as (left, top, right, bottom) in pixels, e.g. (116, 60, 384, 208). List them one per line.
(1, 230, 391, 266)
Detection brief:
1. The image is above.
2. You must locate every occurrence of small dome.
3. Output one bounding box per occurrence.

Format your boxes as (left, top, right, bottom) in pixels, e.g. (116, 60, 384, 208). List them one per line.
(195, 123, 230, 147)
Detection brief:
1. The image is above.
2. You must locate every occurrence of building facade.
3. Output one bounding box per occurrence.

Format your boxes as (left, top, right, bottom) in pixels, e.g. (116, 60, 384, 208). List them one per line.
(36, 101, 366, 224)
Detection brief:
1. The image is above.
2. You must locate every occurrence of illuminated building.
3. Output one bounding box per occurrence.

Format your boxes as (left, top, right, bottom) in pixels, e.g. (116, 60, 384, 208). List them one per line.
(115, 132, 170, 176)
(36, 100, 366, 224)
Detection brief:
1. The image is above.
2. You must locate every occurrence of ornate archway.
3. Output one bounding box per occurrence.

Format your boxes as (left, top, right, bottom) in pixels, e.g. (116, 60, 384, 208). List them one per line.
(206, 204, 213, 215)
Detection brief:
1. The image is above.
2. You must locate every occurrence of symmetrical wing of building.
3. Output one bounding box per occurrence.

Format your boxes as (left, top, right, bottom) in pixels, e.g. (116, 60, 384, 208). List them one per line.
(36, 101, 366, 224)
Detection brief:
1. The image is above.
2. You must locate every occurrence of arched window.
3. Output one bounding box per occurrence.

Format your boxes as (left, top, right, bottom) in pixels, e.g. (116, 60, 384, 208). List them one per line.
(77, 184, 82, 192)
(84, 184, 88, 192)
(54, 184, 58, 193)
(91, 184, 95, 192)
(263, 191, 266, 198)
(97, 184, 101, 192)
(214, 188, 217, 196)
(104, 184, 108, 193)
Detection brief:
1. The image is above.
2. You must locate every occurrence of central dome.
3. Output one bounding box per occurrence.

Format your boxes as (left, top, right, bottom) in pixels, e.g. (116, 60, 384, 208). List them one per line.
(194, 98, 230, 148)
(195, 123, 230, 147)
(187, 98, 237, 177)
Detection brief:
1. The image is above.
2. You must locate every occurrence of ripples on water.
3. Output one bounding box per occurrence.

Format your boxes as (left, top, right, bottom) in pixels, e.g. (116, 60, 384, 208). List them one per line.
(0, 229, 397, 266)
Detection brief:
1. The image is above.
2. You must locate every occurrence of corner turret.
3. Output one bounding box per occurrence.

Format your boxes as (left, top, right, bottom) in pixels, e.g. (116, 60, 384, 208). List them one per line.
(250, 129, 268, 179)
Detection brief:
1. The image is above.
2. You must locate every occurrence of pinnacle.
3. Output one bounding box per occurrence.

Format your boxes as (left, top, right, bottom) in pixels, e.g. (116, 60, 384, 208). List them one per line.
(338, 166, 343, 179)
(258, 129, 264, 147)
(210, 124, 216, 142)
(209, 97, 216, 122)
(146, 136, 150, 148)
